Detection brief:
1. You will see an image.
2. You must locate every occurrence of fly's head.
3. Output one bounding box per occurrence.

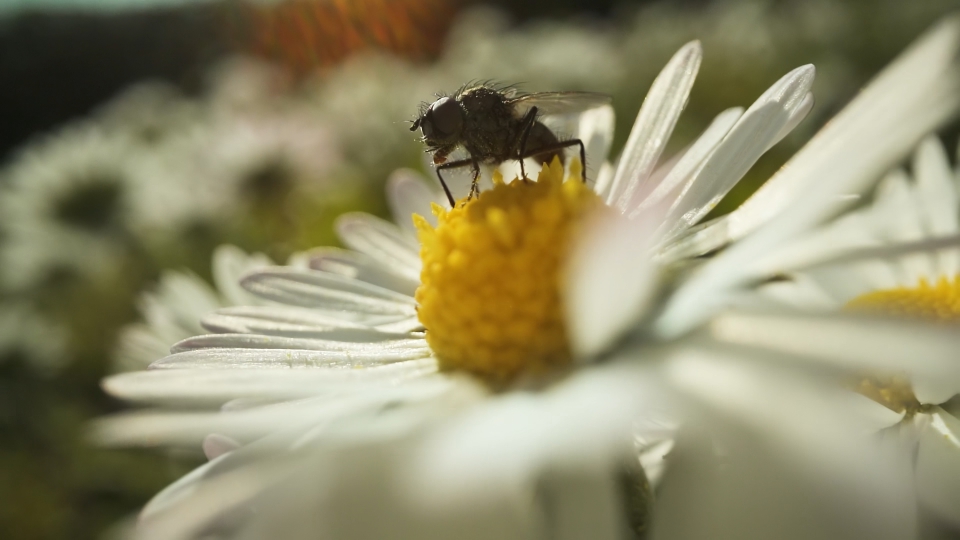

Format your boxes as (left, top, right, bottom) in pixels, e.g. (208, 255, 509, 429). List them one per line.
(411, 96, 464, 162)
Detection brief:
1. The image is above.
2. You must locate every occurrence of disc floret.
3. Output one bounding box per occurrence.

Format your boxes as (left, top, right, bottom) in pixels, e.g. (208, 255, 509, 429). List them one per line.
(845, 275, 960, 323)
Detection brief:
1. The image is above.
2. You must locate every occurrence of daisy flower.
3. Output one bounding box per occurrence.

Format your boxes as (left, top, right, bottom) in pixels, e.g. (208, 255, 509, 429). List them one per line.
(0, 63, 341, 292)
(93, 81, 203, 146)
(0, 123, 142, 290)
(121, 67, 341, 237)
(727, 135, 960, 528)
(96, 18, 960, 540)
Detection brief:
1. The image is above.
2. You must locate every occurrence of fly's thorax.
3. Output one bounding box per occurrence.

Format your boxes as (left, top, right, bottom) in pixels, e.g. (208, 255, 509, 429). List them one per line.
(458, 86, 522, 162)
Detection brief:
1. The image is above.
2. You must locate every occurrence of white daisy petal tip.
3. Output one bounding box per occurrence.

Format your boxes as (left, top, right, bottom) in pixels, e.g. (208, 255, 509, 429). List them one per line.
(202, 433, 240, 460)
(564, 211, 659, 359)
(608, 39, 702, 210)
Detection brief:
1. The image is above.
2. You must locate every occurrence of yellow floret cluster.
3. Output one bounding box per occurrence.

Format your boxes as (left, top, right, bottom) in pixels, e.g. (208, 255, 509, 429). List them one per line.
(413, 159, 604, 387)
(844, 274, 960, 413)
(845, 275, 960, 323)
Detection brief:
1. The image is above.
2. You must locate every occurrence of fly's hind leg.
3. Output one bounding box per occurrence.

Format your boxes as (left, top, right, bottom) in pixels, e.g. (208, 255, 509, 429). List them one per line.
(520, 138, 587, 183)
(516, 106, 539, 182)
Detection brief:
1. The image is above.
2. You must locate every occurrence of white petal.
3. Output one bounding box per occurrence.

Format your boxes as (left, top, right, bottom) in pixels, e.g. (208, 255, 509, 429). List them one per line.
(607, 41, 702, 211)
(137, 454, 297, 540)
(241, 267, 417, 316)
(870, 169, 936, 284)
(723, 15, 960, 247)
(387, 168, 443, 234)
(243, 438, 537, 540)
(151, 345, 431, 370)
(747, 275, 841, 311)
(335, 212, 421, 279)
(94, 378, 453, 447)
(750, 210, 881, 275)
(203, 434, 240, 460)
(659, 16, 960, 335)
(201, 305, 418, 336)
(593, 161, 615, 200)
(709, 311, 960, 384)
(102, 359, 438, 404)
(202, 305, 361, 333)
(307, 247, 419, 296)
(409, 362, 667, 509)
(843, 392, 907, 433)
(800, 263, 892, 304)
(658, 65, 816, 240)
(172, 332, 427, 353)
(577, 104, 615, 181)
(630, 107, 743, 219)
(564, 213, 658, 358)
(914, 137, 960, 276)
(915, 408, 960, 526)
(537, 471, 623, 540)
(774, 233, 960, 277)
(211, 245, 273, 306)
(658, 348, 917, 540)
(772, 91, 814, 146)
(912, 375, 959, 406)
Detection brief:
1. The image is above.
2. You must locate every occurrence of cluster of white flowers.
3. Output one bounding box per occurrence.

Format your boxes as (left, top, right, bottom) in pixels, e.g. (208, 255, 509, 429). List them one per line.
(102, 11, 960, 540)
(0, 59, 341, 294)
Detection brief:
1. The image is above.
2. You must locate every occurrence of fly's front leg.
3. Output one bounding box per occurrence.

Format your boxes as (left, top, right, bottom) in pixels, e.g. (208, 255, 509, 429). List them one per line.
(516, 106, 539, 182)
(436, 158, 482, 207)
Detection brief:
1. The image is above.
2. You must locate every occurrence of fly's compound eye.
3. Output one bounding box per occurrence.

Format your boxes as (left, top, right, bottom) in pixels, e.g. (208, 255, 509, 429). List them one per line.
(428, 96, 463, 137)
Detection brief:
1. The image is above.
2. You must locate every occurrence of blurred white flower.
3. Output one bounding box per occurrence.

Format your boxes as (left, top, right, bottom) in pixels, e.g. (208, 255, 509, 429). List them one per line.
(114, 60, 341, 236)
(0, 60, 343, 292)
(125, 100, 340, 235)
(0, 124, 141, 290)
(93, 81, 204, 146)
(736, 136, 960, 528)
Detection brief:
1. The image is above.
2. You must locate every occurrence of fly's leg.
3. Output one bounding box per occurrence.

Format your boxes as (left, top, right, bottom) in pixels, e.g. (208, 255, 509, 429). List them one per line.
(516, 106, 539, 182)
(435, 168, 457, 207)
(520, 138, 587, 183)
(466, 160, 481, 201)
(436, 158, 481, 207)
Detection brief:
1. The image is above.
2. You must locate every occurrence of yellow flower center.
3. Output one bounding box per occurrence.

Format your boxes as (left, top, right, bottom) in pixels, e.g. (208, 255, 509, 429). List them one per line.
(844, 275, 960, 323)
(413, 159, 604, 386)
(844, 275, 960, 413)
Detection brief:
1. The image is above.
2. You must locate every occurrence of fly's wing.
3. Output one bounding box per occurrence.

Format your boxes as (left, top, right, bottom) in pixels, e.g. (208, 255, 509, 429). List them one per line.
(508, 92, 612, 118)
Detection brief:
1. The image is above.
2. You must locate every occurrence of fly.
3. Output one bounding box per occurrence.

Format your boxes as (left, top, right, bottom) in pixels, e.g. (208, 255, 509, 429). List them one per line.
(410, 82, 611, 206)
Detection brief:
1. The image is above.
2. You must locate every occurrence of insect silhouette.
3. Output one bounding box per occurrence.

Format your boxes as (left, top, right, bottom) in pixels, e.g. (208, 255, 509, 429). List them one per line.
(410, 83, 611, 206)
